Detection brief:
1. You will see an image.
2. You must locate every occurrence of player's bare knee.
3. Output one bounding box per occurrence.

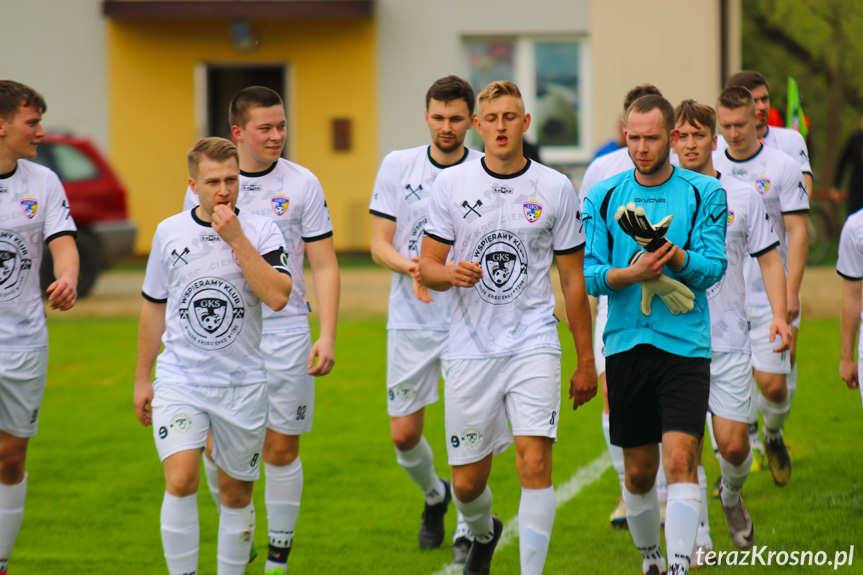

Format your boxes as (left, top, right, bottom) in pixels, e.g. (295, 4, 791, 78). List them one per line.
(390, 420, 422, 451)
(452, 475, 486, 502)
(664, 447, 696, 481)
(756, 373, 788, 401)
(625, 470, 656, 494)
(719, 439, 749, 466)
(263, 432, 299, 465)
(165, 472, 199, 497)
(0, 439, 28, 484)
(220, 487, 253, 509)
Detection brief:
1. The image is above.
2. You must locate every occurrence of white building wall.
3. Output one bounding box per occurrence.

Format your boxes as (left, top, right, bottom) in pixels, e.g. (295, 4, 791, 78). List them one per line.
(1, 0, 108, 151)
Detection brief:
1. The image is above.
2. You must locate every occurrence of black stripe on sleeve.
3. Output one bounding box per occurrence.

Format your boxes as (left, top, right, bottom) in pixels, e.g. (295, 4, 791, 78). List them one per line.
(302, 230, 334, 243)
(46, 230, 77, 244)
(369, 209, 396, 222)
(142, 292, 167, 304)
(750, 241, 780, 258)
(423, 231, 454, 246)
(554, 242, 586, 256)
(838, 270, 863, 281)
(781, 208, 810, 215)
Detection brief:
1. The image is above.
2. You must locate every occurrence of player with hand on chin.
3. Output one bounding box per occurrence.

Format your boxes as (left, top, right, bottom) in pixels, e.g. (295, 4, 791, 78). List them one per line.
(420, 81, 595, 575)
(136, 137, 292, 575)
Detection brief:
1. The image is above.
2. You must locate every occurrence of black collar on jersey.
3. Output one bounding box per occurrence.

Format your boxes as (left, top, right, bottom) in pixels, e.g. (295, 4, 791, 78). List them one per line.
(427, 145, 470, 170)
(191, 206, 241, 227)
(241, 162, 278, 178)
(724, 144, 764, 164)
(481, 157, 531, 180)
(632, 165, 675, 188)
(0, 164, 18, 180)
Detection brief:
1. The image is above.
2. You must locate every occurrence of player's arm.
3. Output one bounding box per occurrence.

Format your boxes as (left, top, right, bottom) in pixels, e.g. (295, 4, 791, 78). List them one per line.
(46, 234, 79, 311)
(840, 278, 862, 390)
(803, 173, 814, 200)
(419, 235, 481, 291)
(305, 236, 340, 376)
(556, 250, 597, 409)
(783, 212, 808, 322)
(212, 203, 292, 311)
(135, 300, 166, 427)
(664, 185, 728, 289)
(370, 215, 432, 303)
(755, 247, 791, 352)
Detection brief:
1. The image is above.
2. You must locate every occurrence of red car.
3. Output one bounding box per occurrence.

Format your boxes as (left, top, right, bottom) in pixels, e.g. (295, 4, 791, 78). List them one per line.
(32, 133, 136, 297)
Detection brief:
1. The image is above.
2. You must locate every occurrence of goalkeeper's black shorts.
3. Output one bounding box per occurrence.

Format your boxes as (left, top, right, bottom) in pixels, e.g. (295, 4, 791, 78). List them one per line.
(606, 344, 710, 448)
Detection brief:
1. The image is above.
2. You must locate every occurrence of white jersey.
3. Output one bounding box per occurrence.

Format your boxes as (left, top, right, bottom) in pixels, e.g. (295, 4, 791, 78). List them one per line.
(369, 145, 482, 330)
(0, 160, 76, 351)
(578, 147, 633, 202)
(425, 159, 585, 359)
(717, 126, 812, 177)
(714, 145, 809, 307)
(142, 208, 291, 387)
(184, 158, 332, 332)
(837, 209, 863, 283)
(708, 173, 779, 353)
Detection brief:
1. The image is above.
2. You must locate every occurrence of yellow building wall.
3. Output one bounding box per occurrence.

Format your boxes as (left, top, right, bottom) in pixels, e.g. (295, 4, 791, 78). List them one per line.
(108, 18, 377, 254)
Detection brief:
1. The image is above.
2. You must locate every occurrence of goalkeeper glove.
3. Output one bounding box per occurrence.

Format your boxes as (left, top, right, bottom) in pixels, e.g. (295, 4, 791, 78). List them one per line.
(615, 202, 673, 252)
(630, 251, 695, 316)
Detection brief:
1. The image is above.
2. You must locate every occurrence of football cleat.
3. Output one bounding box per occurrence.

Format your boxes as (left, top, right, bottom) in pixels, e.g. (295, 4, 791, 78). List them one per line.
(264, 568, 286, 575)
(463, 515, 503, 575)
(642, 565, 667, 575)
(749, 423, 766, 471)
(452, 536, 472, 565)
(762, 431, 791, 486)
(719, 484, 754, 549)
(419, 479, 452, 549)
(609, 496, 628, 528)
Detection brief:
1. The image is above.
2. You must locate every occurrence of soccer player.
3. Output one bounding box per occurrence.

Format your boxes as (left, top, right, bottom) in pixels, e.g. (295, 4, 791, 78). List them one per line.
(672, 99, 791, 558)
(838, 209, 863, 405)
(714, 86, 809, 487)
(369, 75, 481, 562)
(583, 93, 727, 575)
(420, 81, 596, 575)
(0, 80, 78, 575)
(135, 137, 292, 575)
(579, 84, 665, 529)
(183, 87, 339, 574)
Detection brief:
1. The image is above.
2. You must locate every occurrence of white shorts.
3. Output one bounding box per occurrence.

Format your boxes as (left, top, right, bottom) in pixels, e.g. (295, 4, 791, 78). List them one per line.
(262, 331, 315, 435)
(594, 297, 608, 375)
(443, 350, 562, 465)
(152, 381, 267, 481)
(747, 305, 791, 374)
(386, 329, 447, 417)
(857, 331, 863, 408)
(0, 350, 48, 437)
(708, 351, 754, 423)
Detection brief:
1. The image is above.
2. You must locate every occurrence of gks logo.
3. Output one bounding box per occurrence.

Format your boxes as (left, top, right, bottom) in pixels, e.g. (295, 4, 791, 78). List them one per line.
(19, 197, 38, 219)
(271, 196, 290, 216)
(523, 198, 543, 223)
(472, 230, 528, 305)
(0, 229, 32, 301)
(755, 176, 771, 195)
(178, 277, 245, 350)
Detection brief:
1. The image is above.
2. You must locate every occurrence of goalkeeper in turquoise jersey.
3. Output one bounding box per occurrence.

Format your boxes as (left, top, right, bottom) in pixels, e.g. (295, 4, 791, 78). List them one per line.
(582, 94, 727, 575)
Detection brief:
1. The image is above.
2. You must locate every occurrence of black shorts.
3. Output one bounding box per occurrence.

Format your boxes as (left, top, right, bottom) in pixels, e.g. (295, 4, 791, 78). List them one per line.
(606, 344, 710, 448)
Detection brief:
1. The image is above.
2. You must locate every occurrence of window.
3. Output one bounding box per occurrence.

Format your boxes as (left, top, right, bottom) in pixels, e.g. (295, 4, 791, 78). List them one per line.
(51, 143, 99, 182)
(465, 36, 591, 164)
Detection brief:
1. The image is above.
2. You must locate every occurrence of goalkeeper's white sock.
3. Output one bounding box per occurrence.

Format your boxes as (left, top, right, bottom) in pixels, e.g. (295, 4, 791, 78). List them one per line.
(160, 492, 199, 575)
(665, 483, 701, 574)
(0, 475, 26, 573)
(203, 453, 221, 513)
(601, 412, 625, 492)
(218, 503, 255, 575)
(395, 436, 446, 505)
(696, 465, 712, 548)
(622, 485, 664, 574)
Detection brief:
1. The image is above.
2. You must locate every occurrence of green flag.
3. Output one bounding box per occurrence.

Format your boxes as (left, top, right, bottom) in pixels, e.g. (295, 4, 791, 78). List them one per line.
(786, 77, 808, 139)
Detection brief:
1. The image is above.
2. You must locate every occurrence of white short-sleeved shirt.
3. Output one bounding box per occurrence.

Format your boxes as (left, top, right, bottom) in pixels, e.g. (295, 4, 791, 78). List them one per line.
(369, 145, 482, 330)
(425, 159, 585, 359)
(838, 209, 863, 283)
(714, 145, 809, 306)
(578, 148, 634, 202)
(184, 158, 332, 332)
(142, 208, 290, 386)
(717, 126, 812, 177)
(708, 173, 779, 353)
(0, 160, 77, 350)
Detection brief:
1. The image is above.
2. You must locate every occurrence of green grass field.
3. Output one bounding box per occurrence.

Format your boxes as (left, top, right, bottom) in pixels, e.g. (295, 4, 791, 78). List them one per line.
(10, 315, 863, 574)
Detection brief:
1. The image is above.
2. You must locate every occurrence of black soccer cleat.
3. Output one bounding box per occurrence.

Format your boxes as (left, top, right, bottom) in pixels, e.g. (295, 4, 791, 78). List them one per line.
(452, 536, 472, 565)
(419, 479, 452, 549)
(463, 515, 503, 575)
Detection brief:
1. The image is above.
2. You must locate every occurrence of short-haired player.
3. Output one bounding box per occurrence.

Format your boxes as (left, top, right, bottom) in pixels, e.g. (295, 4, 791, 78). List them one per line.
(136, 137, 292, 575)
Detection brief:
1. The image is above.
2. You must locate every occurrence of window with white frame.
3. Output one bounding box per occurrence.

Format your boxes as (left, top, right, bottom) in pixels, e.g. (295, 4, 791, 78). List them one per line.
(464, 36, 591, 164)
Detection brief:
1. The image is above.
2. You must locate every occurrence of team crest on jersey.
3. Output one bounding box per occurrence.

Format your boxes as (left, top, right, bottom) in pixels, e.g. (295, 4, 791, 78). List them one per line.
(523, 199, 542, 223)
(727, 211, 735, 227)
(178, 277, 245, 350)
(271, 196, 290, 216)
(461, 426, 484, 448)
(755, 176, 771, 195)
(408, 216, 427, 259)
(19, 197, 38, 219)
(392, 383, 417, 402)
(170, 413, 193, 433)
(0, 230, 32, 301)
(404, 184, 423, 203)
(472, 230, 528, 305)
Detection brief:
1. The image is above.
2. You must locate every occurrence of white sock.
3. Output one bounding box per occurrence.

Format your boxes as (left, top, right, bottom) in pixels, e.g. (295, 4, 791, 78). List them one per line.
(160, 492, 199, 575)
(757, 392, 790, 433)
(218, 504, 255, 575)
(705, 412, 720, 458)
(395, 436, 446, 504)
(787, 363, 798, 402)
(665, 483, 701, 574)
(719, 451, 752, 507)
(601, 412, 626, 492)
(453, 510, 473, 542)
(203, 454, 221, 513)
(656, 449, 668, 508)
(264, 459, 302, 571)
(0, 476, 27, 571)
(696, 466, 712, 548)
(748, 375, 760, 426)
(453, 485, 494, 543)
(622, 485, 664, 573)
(519, 486, 555, 575)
